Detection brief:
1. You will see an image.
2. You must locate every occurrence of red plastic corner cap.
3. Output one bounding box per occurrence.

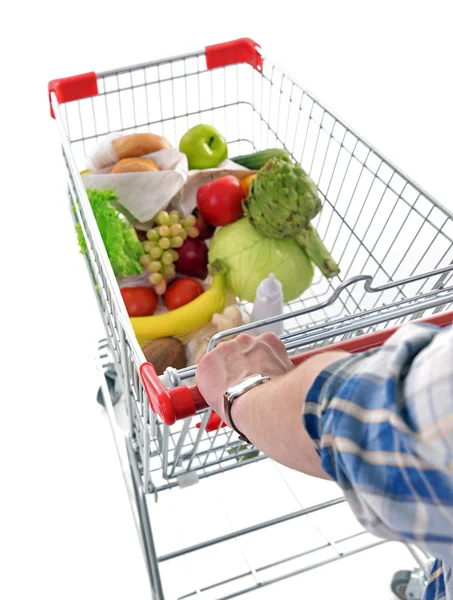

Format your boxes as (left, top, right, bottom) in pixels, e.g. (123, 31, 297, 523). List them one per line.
(140, 362, 176, 425)
(140, 362, 198, 425)
(206, 38, 262, 71)
(48, 71, 98, 118)
(170, 386, 199, 421)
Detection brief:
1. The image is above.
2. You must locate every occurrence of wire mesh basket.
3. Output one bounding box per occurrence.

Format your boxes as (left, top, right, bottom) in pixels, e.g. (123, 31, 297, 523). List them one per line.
(50, 38, 453, 599)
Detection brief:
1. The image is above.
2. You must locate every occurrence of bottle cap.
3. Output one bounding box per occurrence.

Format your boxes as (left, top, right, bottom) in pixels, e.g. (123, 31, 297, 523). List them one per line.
(257, 273, 283, 302)
(251, 273, 284, 337)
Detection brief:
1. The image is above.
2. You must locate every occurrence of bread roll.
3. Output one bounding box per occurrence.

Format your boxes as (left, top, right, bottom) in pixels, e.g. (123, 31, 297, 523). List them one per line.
(110, 157, 159, 174)
(112, 133, 172, 159)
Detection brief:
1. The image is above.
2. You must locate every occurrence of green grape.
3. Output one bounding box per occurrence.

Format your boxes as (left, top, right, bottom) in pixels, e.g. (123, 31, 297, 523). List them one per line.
(161, 251, 174, 266)
(156, 210, 170, 226)
(163, 264, 176, 278)
(171, 236, 184, 248)
(149, 272, 163, 285)
(158, 225, 171, 237)
(149, 246, 163, 259)
(140, 254, 151, 266)
(183, 214, 197, 229)
(170, 223, 183, 237)
(159, 237, 171, 250)
(168, 210, 180, 225)
(169, 249, 179, 261)
(179, 229, 188, 241)
(187, 226, 199, 239)
(146, 229, 159, 242)
(143, 241, 156, 253)
(149, 260, 162, 273)
(154, 280, 167, 295)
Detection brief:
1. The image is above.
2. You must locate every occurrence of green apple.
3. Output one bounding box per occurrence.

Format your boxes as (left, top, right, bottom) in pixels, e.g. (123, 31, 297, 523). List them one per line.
(179, 124, 228, 170)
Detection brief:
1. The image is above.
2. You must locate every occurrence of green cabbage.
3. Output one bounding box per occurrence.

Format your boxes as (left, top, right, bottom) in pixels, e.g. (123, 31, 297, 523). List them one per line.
(208, 218, 314, 303)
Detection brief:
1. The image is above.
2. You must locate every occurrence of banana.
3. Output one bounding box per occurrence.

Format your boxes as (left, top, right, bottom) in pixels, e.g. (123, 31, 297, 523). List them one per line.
(131, 274, 225, 343)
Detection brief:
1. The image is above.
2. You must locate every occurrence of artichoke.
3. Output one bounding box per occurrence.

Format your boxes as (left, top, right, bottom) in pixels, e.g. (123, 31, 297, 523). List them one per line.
(243, 157, 340, 278)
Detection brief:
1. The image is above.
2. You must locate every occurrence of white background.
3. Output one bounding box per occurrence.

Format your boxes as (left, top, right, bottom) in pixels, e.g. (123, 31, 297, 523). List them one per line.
(2, 1, 452, 598)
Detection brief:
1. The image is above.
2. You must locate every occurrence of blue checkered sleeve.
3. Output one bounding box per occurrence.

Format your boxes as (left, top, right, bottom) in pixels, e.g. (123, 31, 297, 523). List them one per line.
(304, 322, 453, 600)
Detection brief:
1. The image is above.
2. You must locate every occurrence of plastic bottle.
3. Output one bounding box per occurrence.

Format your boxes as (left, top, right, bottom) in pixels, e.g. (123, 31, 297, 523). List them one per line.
(250, 273, 284, 337)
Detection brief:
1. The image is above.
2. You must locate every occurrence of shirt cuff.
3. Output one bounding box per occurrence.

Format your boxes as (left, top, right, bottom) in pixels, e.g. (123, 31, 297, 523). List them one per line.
(303, 352, 375, 450)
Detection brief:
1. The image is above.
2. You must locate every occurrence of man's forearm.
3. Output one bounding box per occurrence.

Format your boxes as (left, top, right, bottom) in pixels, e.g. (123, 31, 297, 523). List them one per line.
(231, 351, 348, 479)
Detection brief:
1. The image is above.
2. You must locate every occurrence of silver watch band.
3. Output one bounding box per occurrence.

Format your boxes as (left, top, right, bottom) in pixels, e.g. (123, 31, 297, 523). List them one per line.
(223, 374, 271, 443)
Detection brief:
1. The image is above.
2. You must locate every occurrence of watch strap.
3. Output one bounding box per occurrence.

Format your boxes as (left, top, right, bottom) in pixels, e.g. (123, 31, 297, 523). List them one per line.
(223, 375, 271, 444)
(225, 398, 251, 443)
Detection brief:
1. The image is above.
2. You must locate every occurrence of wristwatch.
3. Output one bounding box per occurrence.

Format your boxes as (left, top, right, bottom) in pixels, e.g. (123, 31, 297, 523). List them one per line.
(223, 374, 271, 443)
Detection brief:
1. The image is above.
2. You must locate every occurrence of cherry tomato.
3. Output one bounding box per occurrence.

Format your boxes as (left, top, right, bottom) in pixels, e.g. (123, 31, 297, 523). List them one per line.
(196, 175, 246, 227)
(164, 278, 204, 311)
(120, 286, 158, 317)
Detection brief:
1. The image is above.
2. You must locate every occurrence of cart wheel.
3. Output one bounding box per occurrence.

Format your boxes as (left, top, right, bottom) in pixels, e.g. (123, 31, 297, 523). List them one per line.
(391, 570, 412, 599)
(97, 370, 121, 407)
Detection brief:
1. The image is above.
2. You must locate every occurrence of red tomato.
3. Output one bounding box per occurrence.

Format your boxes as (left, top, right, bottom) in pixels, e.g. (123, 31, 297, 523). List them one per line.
(164, 278, 204, 311)
(120, 286, 158, 317)
(196, 175, 246, 227)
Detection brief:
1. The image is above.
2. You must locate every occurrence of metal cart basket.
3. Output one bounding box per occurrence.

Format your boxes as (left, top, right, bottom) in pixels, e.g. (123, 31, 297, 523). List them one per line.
(49, 38, 453, 600)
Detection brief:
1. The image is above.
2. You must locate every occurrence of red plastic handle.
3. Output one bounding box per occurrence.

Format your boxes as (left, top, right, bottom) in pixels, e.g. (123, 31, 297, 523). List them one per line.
(48, 72, 98, 118)
(206, 38, 262, 71)
(196, 411, 227, 432)
(141, 311, 453, 426)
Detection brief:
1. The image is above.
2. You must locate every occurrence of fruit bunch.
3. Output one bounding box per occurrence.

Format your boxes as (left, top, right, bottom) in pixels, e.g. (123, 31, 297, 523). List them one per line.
(140, 210, 199, 295)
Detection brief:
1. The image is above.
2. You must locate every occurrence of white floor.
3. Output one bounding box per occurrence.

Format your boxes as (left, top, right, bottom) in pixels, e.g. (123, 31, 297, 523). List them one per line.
(2, 2, 452, 599)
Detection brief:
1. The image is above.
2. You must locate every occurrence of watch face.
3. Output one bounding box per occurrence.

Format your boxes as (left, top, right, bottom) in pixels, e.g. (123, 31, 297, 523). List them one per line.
(227, 375, 264, 396)
(227, 382, 243, 396)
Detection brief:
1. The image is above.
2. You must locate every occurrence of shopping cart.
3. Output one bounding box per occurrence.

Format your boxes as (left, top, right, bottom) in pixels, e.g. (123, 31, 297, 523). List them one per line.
(49, 38, 453, 599)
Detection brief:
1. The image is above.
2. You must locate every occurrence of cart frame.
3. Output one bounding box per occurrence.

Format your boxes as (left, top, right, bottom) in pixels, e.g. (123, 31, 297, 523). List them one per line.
(50, 38, 453, 599)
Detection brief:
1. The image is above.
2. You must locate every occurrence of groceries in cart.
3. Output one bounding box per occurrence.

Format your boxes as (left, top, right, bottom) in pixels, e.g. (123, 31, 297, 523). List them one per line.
(87, 131, 173, 170)
(140, 337, 186, 375)
(179, 124, 228, 170)
(76, 125, 340, 366)
(75, 188, 144, 277)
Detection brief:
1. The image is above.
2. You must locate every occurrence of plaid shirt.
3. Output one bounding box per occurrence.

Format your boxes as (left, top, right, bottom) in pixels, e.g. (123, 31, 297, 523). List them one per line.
(304, 322, 453, 600)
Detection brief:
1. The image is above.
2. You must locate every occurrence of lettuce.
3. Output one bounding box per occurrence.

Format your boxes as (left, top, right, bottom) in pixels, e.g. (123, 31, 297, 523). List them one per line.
(76, 188, 144, 277)
(208, 218, 314, 303)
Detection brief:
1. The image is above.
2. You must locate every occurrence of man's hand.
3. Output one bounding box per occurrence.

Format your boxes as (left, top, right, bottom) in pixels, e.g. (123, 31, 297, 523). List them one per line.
(195, 332, 294, 421)
(196, 332, 345, 479)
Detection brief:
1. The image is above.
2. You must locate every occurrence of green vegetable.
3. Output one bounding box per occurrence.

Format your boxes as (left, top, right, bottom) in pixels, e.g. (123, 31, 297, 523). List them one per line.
(227, 444, 260, 463)
(208, 218, 314, 303)
(244, 156, 340, 278)
(76, 188, 145, 277)
(231, 148, 290, 170)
